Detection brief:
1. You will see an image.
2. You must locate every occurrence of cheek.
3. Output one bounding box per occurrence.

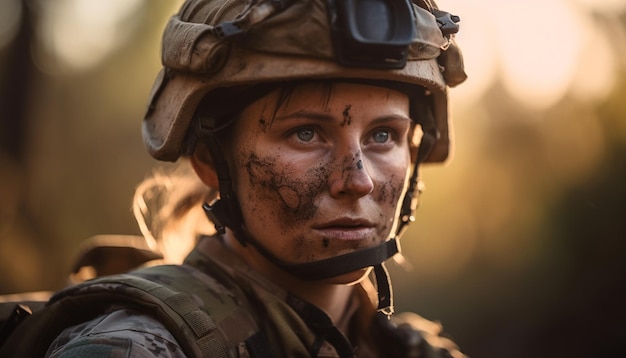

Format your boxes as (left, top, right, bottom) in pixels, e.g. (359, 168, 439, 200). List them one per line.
(242, 152, 330, 228)
(374, 174, 405, 208)
(372, 157, 411, 209)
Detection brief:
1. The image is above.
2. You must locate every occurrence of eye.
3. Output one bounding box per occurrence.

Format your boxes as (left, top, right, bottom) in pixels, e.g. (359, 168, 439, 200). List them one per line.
(284, 125, 324, 147)
(295, 128, 315, 142)
(372, 129, 390, 143)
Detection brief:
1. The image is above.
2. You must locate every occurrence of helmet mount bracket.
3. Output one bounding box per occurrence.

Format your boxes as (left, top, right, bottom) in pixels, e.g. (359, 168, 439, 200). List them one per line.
(327, 0, 415, 69)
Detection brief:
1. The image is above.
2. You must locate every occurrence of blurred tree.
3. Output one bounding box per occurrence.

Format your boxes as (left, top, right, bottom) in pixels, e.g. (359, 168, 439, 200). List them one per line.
(0, 0, 177, 294)
(0, 0, 55, 295)
(0, 0, 36, 162)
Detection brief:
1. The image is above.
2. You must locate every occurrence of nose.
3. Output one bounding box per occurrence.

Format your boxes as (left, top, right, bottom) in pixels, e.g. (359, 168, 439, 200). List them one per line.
(329, 152, 375, 198)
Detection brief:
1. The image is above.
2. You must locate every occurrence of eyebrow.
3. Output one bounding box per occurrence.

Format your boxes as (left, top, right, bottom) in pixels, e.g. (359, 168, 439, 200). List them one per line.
(274, 110, 411, 125)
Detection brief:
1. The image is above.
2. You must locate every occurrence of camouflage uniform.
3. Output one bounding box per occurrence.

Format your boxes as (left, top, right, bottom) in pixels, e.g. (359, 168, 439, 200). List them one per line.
(45, 236, 465, 358)
(46, 309, 184, 358)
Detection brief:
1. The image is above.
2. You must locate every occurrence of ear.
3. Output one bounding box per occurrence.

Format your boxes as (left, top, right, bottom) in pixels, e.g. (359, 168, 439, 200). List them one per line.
(190, 143, 220, 189)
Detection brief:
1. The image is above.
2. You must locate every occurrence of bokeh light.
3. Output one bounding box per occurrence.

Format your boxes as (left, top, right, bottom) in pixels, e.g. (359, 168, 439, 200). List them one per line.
(448, 0, 618, 111)
(37, 0, 145, 71)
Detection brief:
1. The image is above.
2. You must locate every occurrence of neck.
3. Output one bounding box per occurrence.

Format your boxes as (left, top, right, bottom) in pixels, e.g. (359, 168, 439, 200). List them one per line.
(286, 277, 357, 323)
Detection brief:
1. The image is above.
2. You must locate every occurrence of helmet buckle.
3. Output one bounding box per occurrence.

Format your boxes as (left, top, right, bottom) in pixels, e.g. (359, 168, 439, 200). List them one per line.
(433, 9, 461, 37)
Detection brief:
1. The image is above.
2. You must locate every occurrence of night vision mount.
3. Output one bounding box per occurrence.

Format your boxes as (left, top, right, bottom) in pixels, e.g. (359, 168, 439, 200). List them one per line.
(327, 0, 415, 69)
(327, 0, 461, 69)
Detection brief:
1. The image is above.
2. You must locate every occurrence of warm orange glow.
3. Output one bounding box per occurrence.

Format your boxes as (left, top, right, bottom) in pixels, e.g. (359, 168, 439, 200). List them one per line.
(571, 0, 626, 12)
(445, 0, 620, 110)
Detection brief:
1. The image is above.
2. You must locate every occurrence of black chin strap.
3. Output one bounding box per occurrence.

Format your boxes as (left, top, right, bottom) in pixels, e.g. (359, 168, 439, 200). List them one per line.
(247, 235, 399, 281)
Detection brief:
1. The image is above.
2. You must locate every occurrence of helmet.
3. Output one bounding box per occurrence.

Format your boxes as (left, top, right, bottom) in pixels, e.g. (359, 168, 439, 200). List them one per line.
(142, 0, 466, 315)
(143, 0, 466, 163)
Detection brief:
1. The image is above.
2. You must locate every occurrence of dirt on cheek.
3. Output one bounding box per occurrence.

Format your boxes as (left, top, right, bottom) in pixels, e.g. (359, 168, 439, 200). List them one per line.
(277, 186, 300, 209)
(245, 153, 330, 227)
(375, 174, 403, 208)
(293, 234, 315, 261)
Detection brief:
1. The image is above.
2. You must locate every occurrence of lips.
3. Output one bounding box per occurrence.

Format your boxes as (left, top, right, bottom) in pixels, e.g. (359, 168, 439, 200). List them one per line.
(312, 218, 376, 241)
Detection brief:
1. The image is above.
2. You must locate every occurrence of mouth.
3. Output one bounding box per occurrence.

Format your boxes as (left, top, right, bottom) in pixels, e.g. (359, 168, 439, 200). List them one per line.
(312, 218, 376, 241)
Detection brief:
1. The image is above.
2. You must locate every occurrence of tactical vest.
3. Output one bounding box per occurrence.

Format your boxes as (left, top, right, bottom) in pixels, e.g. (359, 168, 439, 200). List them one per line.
(0, 240, 465, 358)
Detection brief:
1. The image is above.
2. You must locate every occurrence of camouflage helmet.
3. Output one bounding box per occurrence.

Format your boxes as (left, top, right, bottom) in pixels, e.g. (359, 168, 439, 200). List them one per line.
(143, 0, 466, 163)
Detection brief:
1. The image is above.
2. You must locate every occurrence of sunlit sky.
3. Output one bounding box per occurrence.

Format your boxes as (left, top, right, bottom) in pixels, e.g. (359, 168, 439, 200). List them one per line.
(1, 0, 625, 110)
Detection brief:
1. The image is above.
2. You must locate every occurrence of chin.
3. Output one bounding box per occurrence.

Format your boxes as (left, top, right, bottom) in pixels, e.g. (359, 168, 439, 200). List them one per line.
(320, 267, 373, 285)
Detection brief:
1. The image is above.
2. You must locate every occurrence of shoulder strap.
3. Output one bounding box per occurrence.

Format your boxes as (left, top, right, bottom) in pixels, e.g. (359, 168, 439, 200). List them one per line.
(0, 265, 269, 357)
(72, 270, 230, 357)
(0, 303, 35, 347)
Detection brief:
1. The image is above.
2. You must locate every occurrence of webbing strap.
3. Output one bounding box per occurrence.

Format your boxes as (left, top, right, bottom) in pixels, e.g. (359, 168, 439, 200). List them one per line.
(117, 270, 276, 357)
(53, 270, 228, 358)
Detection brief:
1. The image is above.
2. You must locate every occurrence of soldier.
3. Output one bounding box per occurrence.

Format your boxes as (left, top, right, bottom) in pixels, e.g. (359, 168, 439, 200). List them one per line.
(6, 0, 468, 356)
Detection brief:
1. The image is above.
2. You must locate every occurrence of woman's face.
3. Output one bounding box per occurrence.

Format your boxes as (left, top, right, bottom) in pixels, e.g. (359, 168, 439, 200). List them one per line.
(228, 82, 413, 272)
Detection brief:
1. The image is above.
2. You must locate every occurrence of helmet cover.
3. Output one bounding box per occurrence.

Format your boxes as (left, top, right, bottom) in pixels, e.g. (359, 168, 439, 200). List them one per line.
(143, 0, 466, 162)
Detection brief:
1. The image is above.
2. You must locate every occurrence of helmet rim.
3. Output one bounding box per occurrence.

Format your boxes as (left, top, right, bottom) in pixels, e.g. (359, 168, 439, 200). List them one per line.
(143, 47, 451, 163)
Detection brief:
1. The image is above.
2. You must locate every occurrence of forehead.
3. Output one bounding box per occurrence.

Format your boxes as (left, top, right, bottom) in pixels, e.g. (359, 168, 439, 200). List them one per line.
(246, 81, 410, 116)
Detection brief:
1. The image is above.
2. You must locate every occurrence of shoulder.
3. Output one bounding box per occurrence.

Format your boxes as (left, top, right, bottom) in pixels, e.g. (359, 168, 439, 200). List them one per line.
(46, 308, 186, 358)
(40, 262, 258, 357)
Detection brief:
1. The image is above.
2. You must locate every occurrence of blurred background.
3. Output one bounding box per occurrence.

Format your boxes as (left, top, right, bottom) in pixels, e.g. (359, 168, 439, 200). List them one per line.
(0, 0, 624, 357)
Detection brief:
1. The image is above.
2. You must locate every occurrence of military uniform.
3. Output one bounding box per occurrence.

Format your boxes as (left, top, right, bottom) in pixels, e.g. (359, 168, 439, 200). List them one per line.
(46, 309, 184, 358)
(45, 236, 465, 358)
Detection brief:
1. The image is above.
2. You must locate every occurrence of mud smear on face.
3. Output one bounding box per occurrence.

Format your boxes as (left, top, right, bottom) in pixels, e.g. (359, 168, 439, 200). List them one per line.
(337, 153, 361, 192)
(375, 174, 403, 208)
(294, 234, 316, 261)
(341, 104, 352, 127)
(245, 152, 330, 228)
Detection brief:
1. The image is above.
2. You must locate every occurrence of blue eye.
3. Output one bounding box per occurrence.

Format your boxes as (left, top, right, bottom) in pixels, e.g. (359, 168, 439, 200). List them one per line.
(373, 130, 390, 143)
(296, 128, 315, 141)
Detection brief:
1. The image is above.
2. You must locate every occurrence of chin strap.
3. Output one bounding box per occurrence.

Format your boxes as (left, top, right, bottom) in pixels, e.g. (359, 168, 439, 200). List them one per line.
(247, 235, 399, 281)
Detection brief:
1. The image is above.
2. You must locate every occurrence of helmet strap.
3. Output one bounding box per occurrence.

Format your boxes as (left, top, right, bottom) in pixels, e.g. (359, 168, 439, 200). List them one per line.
(195, 114, 249, 246)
